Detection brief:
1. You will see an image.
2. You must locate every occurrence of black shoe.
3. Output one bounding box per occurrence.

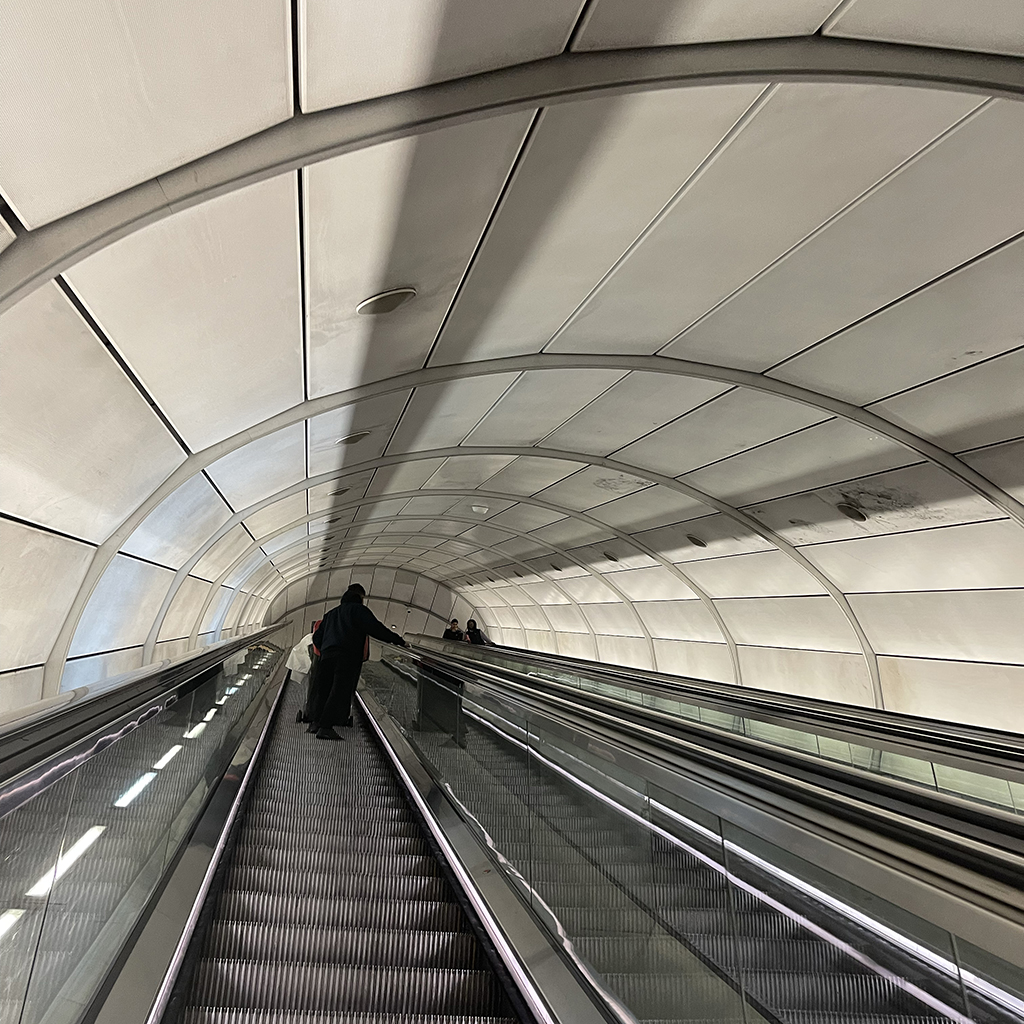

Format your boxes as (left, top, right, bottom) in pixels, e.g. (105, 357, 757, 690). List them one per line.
(295, 710, 307, 723)
(315, 726, 344, 741)
(305, 722, 319, 734)
(342, 716, 354, 728)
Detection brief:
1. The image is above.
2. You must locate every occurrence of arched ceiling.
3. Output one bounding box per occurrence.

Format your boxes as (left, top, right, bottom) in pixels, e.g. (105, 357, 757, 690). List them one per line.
(2, 0, 1024, 728)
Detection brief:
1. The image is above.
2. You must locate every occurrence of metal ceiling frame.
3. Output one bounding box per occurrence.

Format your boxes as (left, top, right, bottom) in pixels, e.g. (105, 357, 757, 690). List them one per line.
(3, 37, 1024, 313)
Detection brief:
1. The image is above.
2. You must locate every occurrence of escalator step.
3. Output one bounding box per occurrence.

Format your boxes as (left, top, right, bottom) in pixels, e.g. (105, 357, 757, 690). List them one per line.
(184, 1010, 516, 1024)
(223, 865, 448, 901)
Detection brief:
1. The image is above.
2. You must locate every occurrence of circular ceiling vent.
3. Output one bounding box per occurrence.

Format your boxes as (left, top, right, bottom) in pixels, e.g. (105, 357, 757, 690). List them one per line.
(335, 430, 371, 446)
(836, 502, 868, 522)
(686, 534, 707, 548)
(356, 287, 417, 315)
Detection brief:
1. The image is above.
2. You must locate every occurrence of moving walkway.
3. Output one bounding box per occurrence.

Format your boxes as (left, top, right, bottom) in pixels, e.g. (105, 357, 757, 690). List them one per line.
(0, 629, 1021, 1024)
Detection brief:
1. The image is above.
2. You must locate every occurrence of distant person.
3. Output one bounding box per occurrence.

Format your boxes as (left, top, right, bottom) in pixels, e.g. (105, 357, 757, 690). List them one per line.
(293, 619, 322, 724)
(464, 619, 492, 645)
(442, 618, 465, 641)
(308, 585, 406, 740)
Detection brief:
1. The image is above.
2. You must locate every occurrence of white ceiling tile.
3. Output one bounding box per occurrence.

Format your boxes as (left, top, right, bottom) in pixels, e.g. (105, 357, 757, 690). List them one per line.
(535, 466, 654, 512)
(738, 647, 874, 705)
(583, 602, 644, 637)
(400, 495, 462, 517)
(0, 283, 185, 542)
(387, 376, 519, 452)
(69, 554, 173, 656)
(0, 215, 14, 254)
(66, 175, 302, 451)
(193, 525, 254, 581)
(635, 600, 724, 642)
(261, 524, 310, 557)
(306, 115, 532, 396)
(443, 498, 518, 522)
(806, 519, 1024, 593)
(667, 98, 1024, 370)
(873, 347, 1024, 453)
(576, 0, 837, 49)
(554, 84, 980, 355)
(653, 639, 732, 682)
(455, 525, 516, 549)
(682, 418, 912, 506)
(61, 648, 144, 692)
(158, 575, 212, 641)
(545, 372, 730, 456)
(0, 0, 291, 227)
(637, 515, 773, 562)
(476, 457, 586, 497)
(852, 590, 1024, 664)
(0, 666, 45, 714)
(421, 455, 518, 490)
(587, 485, 708, 533)
(769, 237, 1024, 405)
(207, 424, 306, 511)
(618, 389, 825, 479)
(487, 504, 567, 533)
(961, 439, 1024, 503)
(122, 473, 232, 571)
(595, 635, 651, 669)
(746, 461, 1000, 546)
(431, 86, 764, 363)
(465, 369, 625, 446)
(302, 0, 580, 110)
(681, 550, 828, 598)
(366, 460, 445, 498)
(307, 392, 410, 476)
(309, 471, 375, 510)
(244, 494, 309, 540)
(530, 518, 614, 550)
(826, 0, 1024, 57)
(605, 566, 696, 602)
(383, 518, 435, 534)
(717, 596, 861, 653)
(0, 519, 94, 671)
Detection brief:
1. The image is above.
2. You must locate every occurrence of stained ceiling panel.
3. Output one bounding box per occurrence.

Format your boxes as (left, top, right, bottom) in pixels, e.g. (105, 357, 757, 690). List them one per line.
(301, 0, 581, 110)
(826, 0, 1024, 57)
(575, 0, 837, 49)
(535, 466, 653, 513)
(466, 369, 624, 446)
(666, 98, 1023, 372)
(550, 84, 981, 355)
(0, 284, 185, 543)
(0, 0, 291, 227)
(66, 175, 303, 451)
(305, 115, 532, 397)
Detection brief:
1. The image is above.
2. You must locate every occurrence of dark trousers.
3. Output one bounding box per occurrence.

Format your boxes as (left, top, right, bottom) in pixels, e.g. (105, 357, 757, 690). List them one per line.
(309, 649, 361, 727)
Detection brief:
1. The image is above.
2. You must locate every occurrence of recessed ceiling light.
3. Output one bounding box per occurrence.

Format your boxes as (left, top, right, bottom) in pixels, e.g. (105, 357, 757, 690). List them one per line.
(328, 487, 350, 497)
(471, 505, 489, 514)
(686, 534, 707, 548)
(335, 431, 371, 446)
(550, 563, 560, 572)
(356, 287, 417, 315)
(836, 502, 868, 523)
(602, 551, 619, 563)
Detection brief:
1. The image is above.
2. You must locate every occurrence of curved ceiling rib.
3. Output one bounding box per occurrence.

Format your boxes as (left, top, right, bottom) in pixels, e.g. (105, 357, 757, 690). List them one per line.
(146, 485, 741, 682)
(44, 349, 1020, 693)
(3, 38, 1024, 313)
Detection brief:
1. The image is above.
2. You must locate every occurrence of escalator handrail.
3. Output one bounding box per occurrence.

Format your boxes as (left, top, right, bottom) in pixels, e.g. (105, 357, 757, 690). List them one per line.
(0, 624, 285, 819)
(409, 635, 1024, 780)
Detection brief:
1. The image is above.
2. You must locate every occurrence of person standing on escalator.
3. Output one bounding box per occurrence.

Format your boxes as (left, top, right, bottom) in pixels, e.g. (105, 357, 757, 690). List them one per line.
(308, 584, 407, 740)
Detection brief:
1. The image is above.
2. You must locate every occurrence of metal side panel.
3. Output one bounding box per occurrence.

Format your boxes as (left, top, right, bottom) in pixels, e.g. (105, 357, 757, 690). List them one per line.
(356, 688, 617, 1024)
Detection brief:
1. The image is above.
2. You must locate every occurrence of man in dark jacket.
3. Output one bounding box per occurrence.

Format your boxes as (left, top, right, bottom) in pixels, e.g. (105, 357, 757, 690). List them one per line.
(308, 584, 407, 740)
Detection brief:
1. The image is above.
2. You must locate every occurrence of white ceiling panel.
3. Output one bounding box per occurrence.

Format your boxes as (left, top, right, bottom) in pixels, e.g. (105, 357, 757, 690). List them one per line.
(746, 461, 1001, 547)
(635, 600, 724, 642)
(400, 495, 461, 517)
(430, 86, 764, 363)
(158, 575, 213, 641)
(806, 519, 1024, 593)
(0, 0, 291, 227)
(244, 494, 309, 540)
(606, 566, 696, 602)
(587, 486, 708, 533)
(873, 347, 1024, 453)
(422, 455, 518, 490)
(670, 97, 1023, 371)
(851, 590, 1024, 664)
(618, 389, 825, 479)
(306, 115, 532, 396)
(444, 498, 518, 522)
(466, 369, 624, 446)
(769, 237, 1024, 405)
(826, 0, 1024, 57)
(535, 466, 654, 512)
(307, 392, 411, 476)
(0, 667, 45, 715)
(487, 505, 567, 533)
(552, 84, 979, 355)
(681, 550, 828, 598)
(530, 518, 614, 550)
(192, 525, 254, 581)
(0, 283, 185, 543)
(387, 376, 518, 453)
(454, 525, 516, 549)
(716, 596, 861, 653)
(493, 537, 547, 560)
(637, 516, 773, 563)
(571, 541, 657, 573)
(309, 472, 375, 510)
(962, 439, 1024, 503)
(654, 639, 732, 683)
(595, 634, 650, 669)
(366, 460, 445, 498)
(0, 215, 14, 254)
(206, 423, 306, 510)
(61, 648, 144, 692)
(682, 418, 912, 506)
(383, 518, 436, 535)
(301, 0, 580, 110)
(575, 0, 837, 49)
(738, 647, 874, 705)
(66, 175, 303, 450)
(582, 602, 645, 637)
(69, 554, 173, 657)
(476, 457, 586, 497)
(545, 372, 730, 456)
(0, 519, 94, 671)
(122, 473, 232, 571)
(262, 525, 310, 557)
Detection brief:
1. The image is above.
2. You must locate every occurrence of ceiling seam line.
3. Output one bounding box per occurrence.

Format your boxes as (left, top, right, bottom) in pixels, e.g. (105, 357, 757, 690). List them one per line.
(656, 95, 996, 353)
(47, 353, 1021, 695)
(820, 0, 859, 34)
(565, 0, 600, 52)
(55, 277, 192, 456)
(0, 511, 97, 547)
(541, 83, 778, 352)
